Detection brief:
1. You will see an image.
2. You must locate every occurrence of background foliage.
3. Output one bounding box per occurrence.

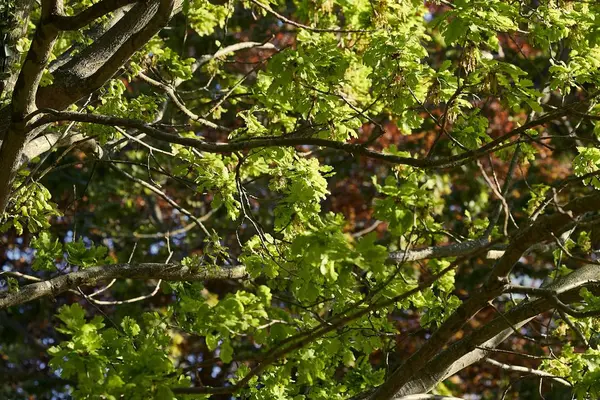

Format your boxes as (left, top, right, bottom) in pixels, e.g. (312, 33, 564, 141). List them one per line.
(2, 0, 600, 399)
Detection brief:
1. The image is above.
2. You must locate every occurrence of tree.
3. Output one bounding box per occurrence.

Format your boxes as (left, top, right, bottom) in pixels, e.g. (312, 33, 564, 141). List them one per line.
(2, 0, 600, 398)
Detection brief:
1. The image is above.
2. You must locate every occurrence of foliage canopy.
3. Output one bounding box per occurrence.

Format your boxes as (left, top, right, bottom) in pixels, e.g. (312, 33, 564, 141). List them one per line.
(2, 0, 600, 399)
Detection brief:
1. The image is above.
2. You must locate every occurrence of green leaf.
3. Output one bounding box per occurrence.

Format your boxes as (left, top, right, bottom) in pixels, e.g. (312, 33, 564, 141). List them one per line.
(220, 340, 233, 363)
(56, 303, 88, 333)
(121, 316, 141, 337)
(206, 333, 219, 351)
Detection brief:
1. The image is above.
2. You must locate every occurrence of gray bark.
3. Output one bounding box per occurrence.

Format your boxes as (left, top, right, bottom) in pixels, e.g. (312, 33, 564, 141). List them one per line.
(0, 0, 36, 100)
(0, 263, 246, 309)
(0, 0, 181, 215)
(390, 264, 600, 397)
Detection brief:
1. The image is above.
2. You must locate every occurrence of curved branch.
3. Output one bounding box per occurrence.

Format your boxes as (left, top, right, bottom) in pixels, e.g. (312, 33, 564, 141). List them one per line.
(249, 0, 370, 33)
(387, 264, 600, 397)
(484, 358, 571, 387)
(193, 41, 278, 70)
(37, 0, 180, 109)
(373, 192, 600, 399)
(29, 109, 573, 169)
(137, 72, 230, 131)
(51, 0, 137, 31)
(0, 263, 246, 309)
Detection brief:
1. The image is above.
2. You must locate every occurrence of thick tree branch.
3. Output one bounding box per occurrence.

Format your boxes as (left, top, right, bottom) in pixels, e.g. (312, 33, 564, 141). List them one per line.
(47, 5, 132, 74)
(21, 132, 102, 164)
(0, 0, 181, 216)
(0, 0, 62, 214)
(373, 192, 600, 399)
(37, 0, 180, 110)
(50, 0, 137, 31)
(0, 263, 246, 309)
(0, 237, 493, 311)
(388, 263, 600, 397)
(48, 0, 159, 84)
(29, 109, 575, 169)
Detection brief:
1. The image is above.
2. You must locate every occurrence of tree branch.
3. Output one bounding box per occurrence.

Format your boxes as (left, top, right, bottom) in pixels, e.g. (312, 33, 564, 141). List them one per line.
(37, 0, 180, 109)
(0, 0, 181, 215)
(0, 0, 62, 214)
(137, 71, 230, 131)
(388, 238, 492, 262)
(51, 0, 137, 31)
(386, 263, 600, 397)
(0, 230, 493, 311)
(484, 358, 571, 386)
(20, 132, 98, 163)
(192, 41, 278, 71)
(29, 109, 575, 170)
(249, 0, 370, 33)
(0, 263, 246, 309)
(372, 192, 600, 399)
(506, 284, 600, 318)
(12, 0, 62, 116)
(47, 5, 132, 74)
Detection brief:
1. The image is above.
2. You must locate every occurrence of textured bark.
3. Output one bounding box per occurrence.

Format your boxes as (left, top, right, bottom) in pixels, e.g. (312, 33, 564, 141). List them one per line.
(29, 109, 581, 170)
(388, 264, 600, 398)
(39, 0, 162, 109)
(0, 0, 61, 214)
(37, 0, 179, 110)
(373, 193, 600, 400)
(0, 263, 246, 309)
(47, 5, 132, 74)
(0, 0, 36, 101)
(0, 0, 180, 216)
(50, 0, 137, 31)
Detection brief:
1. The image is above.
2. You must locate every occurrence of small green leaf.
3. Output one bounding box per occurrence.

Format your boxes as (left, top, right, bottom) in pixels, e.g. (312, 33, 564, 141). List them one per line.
(220, 340, 233, 363)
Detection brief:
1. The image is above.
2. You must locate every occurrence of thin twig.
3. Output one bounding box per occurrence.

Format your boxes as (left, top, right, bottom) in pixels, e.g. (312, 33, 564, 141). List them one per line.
(87, 252, 174, 305)
(249, 0, 370, 33)
(137, 72, 230, 132)
(484, 358, 571, 387)
(108, 163, 211, 236)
